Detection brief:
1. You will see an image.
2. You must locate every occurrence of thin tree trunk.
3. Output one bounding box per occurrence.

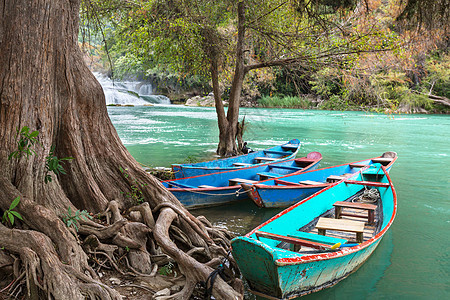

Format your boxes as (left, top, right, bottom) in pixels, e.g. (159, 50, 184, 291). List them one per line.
(216, 1, 247, 156)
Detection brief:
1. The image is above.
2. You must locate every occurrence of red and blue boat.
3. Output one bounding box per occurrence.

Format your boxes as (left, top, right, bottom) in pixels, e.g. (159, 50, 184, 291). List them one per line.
(162, 152, 322, 209)
(242, 152, 397, 208)
(231, 163, 397, 299)
(171, 139, 301, 179)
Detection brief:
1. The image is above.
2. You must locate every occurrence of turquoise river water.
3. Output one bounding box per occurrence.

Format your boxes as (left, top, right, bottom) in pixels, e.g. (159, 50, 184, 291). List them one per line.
(108, 105, 449, 299)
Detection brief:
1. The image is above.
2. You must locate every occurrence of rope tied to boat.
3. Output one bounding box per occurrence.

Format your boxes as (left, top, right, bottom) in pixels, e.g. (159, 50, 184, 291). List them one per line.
(354, 188, 379, 203)
(201, 251, 231, 299)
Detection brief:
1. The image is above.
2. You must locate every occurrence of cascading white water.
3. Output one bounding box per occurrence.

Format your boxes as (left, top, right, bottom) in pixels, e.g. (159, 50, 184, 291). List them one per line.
(94, 72, 171, 105)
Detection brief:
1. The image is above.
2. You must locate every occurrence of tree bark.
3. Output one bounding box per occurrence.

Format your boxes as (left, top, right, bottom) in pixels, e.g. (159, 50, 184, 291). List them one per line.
(215, 1, 247, 157)
(0, 0, 241, 299)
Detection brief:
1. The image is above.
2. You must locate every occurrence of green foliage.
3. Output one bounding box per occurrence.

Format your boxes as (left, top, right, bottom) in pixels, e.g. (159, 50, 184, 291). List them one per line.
(423, 53, 450, 98)
(119, 167, 147, 204)
(158, 262, 175, 276)
(45, 146, 74, 184)
(259, 95, 311, 109)
(2, 196, 23, 226)
(8, 126, 39, 160)
(62, 207, 92, 232)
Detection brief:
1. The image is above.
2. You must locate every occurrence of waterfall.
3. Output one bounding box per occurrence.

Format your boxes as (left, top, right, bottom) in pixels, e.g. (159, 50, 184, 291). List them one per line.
(94, 73, 171, 105)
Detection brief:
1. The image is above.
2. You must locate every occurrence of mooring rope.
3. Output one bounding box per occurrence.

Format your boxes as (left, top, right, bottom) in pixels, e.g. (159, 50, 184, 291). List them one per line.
(202, 251, 231, 299)
(354, 188, 379, 203)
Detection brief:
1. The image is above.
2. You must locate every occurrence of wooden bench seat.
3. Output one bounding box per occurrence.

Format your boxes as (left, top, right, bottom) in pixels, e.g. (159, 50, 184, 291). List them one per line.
(316, 217, 365, 243)
(257, 172, 280, 180)
(269, 165, 302, 171)
(349, 163, 369, 168)
(263, 150, 292, 156)
(326, 175, 346, 183)
(371, 157, 394, 166)
(287, 231, 347, 251)
(228, 178, 258, 186)
(255, 231, 335, 251)
(255, 157, 278, 163)
(344, 180, 389, 188)
(274, 179, 302, 186)
(281, 144, 299, 150)
(198, 185, 216, 189)
(167, 182, 196, 189)
(232, 162, 252, 167)
(299, 180, 323, 185)
(334, 201, 377, 224)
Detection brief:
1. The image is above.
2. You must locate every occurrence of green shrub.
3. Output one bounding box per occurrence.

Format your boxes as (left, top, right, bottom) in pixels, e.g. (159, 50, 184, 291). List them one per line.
(258, 95, 310, 108)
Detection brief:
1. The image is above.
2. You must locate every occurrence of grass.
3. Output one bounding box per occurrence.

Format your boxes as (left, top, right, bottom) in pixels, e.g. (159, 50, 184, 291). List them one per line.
(258, 95, 311, 109)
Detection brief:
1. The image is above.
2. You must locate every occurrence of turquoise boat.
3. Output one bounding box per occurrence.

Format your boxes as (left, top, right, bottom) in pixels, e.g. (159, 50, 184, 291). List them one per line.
(172, 139, 301, 179)
(242, 152, 397, 208)
(162, 152, 322, 209)
(231, 163, 397, 299)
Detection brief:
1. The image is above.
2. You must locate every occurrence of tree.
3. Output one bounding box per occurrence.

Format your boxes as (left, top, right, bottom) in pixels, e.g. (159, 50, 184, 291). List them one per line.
(0, 1, 241, 299)
(99, 0, 403, 156)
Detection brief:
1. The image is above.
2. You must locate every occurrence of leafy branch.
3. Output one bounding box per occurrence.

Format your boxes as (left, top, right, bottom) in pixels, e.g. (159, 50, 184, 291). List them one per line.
(8, 126, 39, 160)
(45, 146, 74, 184)
(2, 196, 23, 226)
(62, 207, 92, 232)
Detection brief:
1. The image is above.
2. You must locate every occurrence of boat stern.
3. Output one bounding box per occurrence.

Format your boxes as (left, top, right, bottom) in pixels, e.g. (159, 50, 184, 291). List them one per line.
(231, 236, 283, 297)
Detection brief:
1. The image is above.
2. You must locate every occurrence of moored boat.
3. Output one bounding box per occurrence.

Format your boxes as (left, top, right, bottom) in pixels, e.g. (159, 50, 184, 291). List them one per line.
(242, 151, 397, 208)
(172, 139, 301, 179)
(162, 152, 322, 209)
(231, 163, 397, 299)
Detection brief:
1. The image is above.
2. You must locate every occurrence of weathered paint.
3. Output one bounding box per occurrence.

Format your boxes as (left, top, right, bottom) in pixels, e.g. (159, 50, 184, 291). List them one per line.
(245, 154, 397, 208)
(231, 164, 397, 298)
(172, 139, 301, 178)
(163, 152, 321, 209)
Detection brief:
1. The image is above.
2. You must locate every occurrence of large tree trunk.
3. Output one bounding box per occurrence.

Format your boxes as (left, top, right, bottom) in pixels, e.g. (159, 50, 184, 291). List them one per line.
(0, 1, 241, 299)
(215, 1, 247, 157)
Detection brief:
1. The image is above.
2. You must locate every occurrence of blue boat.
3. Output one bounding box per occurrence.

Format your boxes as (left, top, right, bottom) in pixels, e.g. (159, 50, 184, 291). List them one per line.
(172, 139, 301, 179)
(231, 163, 397, 299)
(241, 152, 397, 208)
(162, 152, 322, 209)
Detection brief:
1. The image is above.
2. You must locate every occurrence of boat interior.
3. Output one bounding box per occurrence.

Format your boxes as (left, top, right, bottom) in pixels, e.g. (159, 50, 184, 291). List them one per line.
(255, 187, 383, 255)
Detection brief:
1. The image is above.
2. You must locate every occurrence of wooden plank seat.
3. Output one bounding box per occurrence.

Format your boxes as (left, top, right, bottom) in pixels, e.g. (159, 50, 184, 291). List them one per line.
(316, 217, 365, 243)
(334, 201, 377, 224)
(198, 185, 216, 188)
(255, 157, 278, 163)
(257, 172, 280, 180)
(263, 150, 292, 156)
(254, 231, 335, 251)
(274, 179, 302, 186)
(344, 180, 389, 188)
(281, 144, 299, 150)
(287, 231, 347, 251)
(349, 163, 369, 168)
(299, 180, 323, 185)
(269, 165, 302, 171)
(167, 182, 196, 189)
(229, 178, 258, 186)
(371, 157, 394, 166)
(232, 162, 253, 167)
(326, 175, 346, 183)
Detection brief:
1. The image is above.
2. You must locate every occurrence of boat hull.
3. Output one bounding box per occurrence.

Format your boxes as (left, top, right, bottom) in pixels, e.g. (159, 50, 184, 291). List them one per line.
(164, 153, 322, 209)
(246, 154, 397, 208)
(232, 236, 381, 299)
(231, 163, 397, 298)
(172, 139, 301, 179)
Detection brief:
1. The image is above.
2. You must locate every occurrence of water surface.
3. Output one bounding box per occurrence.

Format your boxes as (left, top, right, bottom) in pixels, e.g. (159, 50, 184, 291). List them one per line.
(108, 105, 450, 299)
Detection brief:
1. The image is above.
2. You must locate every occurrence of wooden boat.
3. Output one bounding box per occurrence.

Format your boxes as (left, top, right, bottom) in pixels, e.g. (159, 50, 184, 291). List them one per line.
(231, 163, 397, 299)
(241, 152, 397, 208)
(162, 152, 322, 209)
(172, 139, 301, 179)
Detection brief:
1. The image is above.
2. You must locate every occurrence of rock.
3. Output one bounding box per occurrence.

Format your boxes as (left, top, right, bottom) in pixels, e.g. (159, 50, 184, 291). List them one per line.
(185, 94, 224, 107)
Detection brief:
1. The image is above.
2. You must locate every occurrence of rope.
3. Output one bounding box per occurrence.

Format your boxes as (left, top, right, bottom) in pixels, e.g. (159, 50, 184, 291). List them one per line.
(353, 188, 379, 203)
(202, 251, 231, 299)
